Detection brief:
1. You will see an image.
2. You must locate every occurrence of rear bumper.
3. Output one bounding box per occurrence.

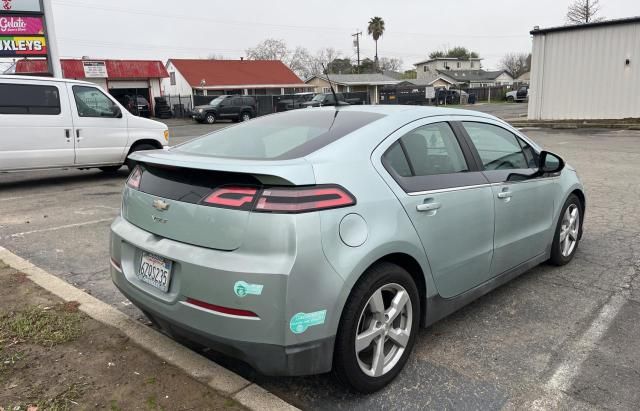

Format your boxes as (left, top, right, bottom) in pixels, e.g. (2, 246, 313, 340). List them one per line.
(114, 278, 334, 375)
(110, 215, 342, 376)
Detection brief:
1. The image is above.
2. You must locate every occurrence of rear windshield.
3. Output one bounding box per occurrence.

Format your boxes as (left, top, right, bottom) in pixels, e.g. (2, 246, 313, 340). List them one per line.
(174, 109, 385, 160)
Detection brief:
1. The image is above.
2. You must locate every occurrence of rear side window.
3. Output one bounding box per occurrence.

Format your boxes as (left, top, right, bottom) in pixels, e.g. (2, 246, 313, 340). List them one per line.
(384, 122, 469, 177)
(462, 122, 528, 170)
(0, 83, 61, 115)
(243, 97, 254, 106)
(175, 109, 385, 160)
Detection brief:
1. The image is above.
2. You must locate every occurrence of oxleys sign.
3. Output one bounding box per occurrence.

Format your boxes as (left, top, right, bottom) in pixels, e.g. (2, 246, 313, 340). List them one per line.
(0, 35, 47, 57)
(1, 0, 42, 12)
(0, 16, 43, 34)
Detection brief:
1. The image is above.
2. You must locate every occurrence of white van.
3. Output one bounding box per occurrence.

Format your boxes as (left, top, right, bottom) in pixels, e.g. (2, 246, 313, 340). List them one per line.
(0, 75, 169, 173)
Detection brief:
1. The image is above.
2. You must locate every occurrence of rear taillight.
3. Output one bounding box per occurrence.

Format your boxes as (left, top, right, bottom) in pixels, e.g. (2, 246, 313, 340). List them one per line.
(202, 187, 258, 210)
(201, 185, 355, 213)
(127, 166, 142, 189)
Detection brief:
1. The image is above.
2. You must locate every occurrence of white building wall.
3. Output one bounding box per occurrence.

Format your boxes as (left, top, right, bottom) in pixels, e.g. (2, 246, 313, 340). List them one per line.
(162, 61, 194, 96)
(529, 22, 640, 120)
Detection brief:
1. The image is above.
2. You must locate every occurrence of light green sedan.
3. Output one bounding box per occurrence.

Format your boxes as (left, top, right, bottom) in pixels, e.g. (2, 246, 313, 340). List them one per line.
(110, 106, 585, 393)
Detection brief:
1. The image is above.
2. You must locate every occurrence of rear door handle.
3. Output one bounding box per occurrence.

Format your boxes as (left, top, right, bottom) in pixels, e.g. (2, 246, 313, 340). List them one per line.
(417, 202, 442, 212)
(497, 191, 512, 199)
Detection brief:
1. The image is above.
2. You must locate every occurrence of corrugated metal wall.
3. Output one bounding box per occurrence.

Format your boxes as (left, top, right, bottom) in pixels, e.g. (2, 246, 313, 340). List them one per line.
(529, 23, 640, 120)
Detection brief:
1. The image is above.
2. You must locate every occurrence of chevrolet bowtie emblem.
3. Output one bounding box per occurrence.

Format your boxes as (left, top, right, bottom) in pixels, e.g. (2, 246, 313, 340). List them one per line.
(152, 199, 170, 212)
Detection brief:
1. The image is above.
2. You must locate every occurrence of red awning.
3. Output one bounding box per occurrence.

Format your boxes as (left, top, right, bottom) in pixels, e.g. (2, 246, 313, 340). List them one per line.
(15, 59, 169, 79)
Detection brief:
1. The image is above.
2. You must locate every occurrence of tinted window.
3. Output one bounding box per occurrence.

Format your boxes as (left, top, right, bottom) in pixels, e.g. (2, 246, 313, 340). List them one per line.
(72, 86, 119, 118)
(383, 142, 412, 177)
(243, 97, 254, 106)
(518, 138, 539, 168)
(230, 97, 243, 106)
(462, 122, 528, 170)
(0, 83, 61, 115)
(386, 122, 468, 177)
(175, 109, 385, 160)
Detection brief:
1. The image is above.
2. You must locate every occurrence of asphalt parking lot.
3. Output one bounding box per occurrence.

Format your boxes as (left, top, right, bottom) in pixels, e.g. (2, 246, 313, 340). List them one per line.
(1, 125, 638, 410)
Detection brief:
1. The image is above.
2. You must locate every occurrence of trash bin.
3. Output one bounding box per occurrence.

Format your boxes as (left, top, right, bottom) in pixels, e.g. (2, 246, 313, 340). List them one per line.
(468, 93, 477, 105)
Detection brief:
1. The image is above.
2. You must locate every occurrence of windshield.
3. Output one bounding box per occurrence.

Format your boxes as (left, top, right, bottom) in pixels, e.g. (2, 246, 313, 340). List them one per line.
(208, 96, 227, 106)
(174, 109, 385, 160)
(311, 94, 325, 102)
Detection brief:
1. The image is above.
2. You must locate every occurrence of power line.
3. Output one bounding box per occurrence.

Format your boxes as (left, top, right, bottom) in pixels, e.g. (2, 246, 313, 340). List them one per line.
(52, 0, 527, 39)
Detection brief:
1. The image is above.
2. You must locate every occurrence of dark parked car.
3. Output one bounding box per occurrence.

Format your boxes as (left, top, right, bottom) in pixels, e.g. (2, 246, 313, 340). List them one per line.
(192, 95, 257, 124)
(301, 93, 352, 108)
(436, 89, 467, 105)
(119, 95, 151, 118)
(275, 92, 315, 112)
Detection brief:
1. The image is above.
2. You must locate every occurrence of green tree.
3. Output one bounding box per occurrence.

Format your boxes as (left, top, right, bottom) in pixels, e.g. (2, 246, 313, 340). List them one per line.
(429, 47, 480, 60)
(327, 58, 353, 74)
(367, 17, 386, 65)
(358, 58, 377, 74)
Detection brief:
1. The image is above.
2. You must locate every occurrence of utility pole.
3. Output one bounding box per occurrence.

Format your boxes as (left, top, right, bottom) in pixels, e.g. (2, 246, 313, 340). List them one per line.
(43, 0, 63, 78)
(352, 31, 362, 73)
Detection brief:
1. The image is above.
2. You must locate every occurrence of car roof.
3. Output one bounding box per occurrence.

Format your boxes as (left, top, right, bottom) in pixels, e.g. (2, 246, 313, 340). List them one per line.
(0, 74, 97, 86)
(316, 104, 501, 121)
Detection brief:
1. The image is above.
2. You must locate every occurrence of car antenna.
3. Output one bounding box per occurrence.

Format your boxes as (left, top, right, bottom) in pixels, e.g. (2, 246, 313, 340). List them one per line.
(321, 63, 344, 108)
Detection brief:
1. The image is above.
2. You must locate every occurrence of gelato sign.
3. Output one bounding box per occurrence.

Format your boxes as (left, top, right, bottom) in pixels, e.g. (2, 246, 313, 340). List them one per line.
(0, 35, 46, 57)
(2, 0, 42, 12)
(0, 16, 44, 34)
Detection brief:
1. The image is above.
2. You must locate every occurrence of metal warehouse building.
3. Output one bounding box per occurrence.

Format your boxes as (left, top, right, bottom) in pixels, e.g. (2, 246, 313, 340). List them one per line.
(528, 17, 640, 120)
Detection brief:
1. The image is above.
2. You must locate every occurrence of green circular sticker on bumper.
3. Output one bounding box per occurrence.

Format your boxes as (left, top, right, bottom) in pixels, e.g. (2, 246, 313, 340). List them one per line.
(290, 310, 327, 334)
(234, 281, 263, 298)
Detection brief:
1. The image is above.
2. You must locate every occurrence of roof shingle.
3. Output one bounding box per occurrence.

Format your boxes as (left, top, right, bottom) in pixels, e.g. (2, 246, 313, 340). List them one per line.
(169, 59, 303, 87)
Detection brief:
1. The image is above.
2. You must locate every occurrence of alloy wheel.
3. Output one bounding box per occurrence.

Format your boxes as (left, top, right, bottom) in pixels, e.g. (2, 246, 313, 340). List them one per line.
(560, 204, 580, 257)
(355, 283, 412, 377)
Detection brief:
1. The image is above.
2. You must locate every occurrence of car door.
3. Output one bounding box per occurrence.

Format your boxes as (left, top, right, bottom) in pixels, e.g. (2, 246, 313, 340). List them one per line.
(68, 84, 128, 165)
(0, 81, 75, 171)
(460, 120, 556, 277)
(376, 120, 495, 298)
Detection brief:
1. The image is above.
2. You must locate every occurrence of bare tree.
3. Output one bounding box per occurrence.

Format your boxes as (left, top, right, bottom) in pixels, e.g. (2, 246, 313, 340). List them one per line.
(567, 0, 604, 24)
(207, 53, 225, 60)
(499, 53, 531, 78)
(378, 57, 404, 72)
(246, 39, 290, 61)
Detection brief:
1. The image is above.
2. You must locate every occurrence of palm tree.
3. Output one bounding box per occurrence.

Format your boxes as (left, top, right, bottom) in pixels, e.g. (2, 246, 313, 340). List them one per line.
(367, 17, 385, 67)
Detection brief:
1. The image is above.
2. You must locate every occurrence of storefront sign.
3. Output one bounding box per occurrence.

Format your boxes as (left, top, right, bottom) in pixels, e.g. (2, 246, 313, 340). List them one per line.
(83, 61, 108, 78)
(0, 35, 46, 57)
(1, 0, 42, 13)
(0, 16, 43, 34)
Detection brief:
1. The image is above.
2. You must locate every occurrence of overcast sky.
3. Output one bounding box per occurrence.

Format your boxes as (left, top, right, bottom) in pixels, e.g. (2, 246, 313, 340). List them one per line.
(16, 0, 640, 70)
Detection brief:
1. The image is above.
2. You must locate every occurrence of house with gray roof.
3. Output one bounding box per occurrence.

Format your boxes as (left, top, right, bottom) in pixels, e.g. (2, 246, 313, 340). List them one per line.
(305, 73, 402, 104)
(437, 70, 514, 87)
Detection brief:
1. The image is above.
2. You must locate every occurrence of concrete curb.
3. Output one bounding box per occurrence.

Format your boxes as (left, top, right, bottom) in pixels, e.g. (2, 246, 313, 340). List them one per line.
(0, 246, 299, 411)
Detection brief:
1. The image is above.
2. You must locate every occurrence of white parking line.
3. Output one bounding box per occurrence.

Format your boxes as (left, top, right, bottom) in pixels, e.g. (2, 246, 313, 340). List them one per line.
(8, 218, 113, 238)
(545, 293, 627, 392)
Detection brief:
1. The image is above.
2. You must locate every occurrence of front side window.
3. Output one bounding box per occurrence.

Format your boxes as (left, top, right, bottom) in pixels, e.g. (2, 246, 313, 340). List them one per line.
(0, 83, 61, 115)
(384, 122, 468, 177)
(72, 86, 119, 118)
(462, 122, 528, 170)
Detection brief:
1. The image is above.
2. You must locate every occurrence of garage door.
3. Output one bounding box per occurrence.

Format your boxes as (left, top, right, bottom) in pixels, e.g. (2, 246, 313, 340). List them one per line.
(108, 81, 149, 89)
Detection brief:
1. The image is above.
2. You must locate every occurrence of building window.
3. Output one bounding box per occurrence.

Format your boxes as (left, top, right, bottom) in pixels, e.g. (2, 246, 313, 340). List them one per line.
(471, 62, 475, 68)
(170, 72, 176, 86)
(322, 87, 330, 93)
(423, 66, 427, 72)
(457, 62, 461, 68)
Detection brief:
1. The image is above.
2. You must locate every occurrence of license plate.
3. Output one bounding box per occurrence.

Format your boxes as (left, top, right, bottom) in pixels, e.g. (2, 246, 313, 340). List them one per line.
(137, 252, 173, 292)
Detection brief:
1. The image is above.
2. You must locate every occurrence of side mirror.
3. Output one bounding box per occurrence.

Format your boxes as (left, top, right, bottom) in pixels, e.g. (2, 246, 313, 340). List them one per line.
(113, 106, 123, 118)
(539, 151, 565, 174)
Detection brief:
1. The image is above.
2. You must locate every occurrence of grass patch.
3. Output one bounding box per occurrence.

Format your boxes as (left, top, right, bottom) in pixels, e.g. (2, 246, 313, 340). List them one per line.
(146, 394, 157, 409)
(145, 376, 157, 385)
(0, 303, 83, 347)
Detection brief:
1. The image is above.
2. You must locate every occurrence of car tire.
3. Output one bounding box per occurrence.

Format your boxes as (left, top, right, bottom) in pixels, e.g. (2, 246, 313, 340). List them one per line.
(549, 194, 583, 266)
(507, 96, 515, 102)
(205, 113, 216, 124)
(240, 111, 251, 122)
(126, 143, 158, 171)
(333, 262, 420, 393)
(99, 165, 121, 173)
